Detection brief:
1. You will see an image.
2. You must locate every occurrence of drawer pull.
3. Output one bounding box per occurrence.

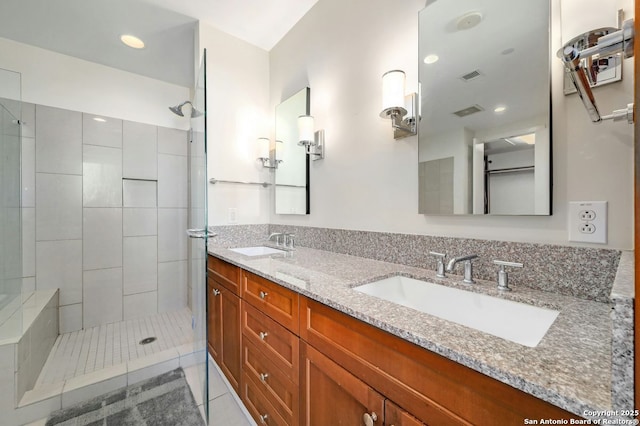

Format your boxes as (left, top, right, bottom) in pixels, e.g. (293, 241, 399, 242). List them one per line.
(363, 412, 378, 426)
(259, 372, 269, 382)
(259, 413, 268, 424)
(259, 331, 269, 340)
(259, 290, 268, 299)
(212, 288, 221, 296)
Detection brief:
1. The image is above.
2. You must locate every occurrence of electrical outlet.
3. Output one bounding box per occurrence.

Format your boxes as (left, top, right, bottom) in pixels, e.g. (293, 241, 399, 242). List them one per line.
(228, 208, 237, 224)
(568, 201, 607, 244)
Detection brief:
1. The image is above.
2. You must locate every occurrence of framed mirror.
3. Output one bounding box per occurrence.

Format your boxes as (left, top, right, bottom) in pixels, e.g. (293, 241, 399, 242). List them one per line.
(418, 0, 551, 215)
(275, 87, 310, 214)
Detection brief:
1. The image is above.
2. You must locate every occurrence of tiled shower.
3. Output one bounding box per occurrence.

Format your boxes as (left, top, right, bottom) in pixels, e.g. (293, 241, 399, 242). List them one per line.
(25, 104, 189, 333)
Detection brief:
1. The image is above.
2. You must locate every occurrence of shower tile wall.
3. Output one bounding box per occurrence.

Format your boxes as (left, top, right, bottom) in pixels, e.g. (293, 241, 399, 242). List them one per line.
(25, 104, 188, 333)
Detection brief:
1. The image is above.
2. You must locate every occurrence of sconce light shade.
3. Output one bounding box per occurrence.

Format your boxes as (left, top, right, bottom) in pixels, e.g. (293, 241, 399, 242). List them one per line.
(257, 137, 270, 159)
(298, 115, 315, 142)
(381, 70, 407, 114)
(275, 140, 284, 162)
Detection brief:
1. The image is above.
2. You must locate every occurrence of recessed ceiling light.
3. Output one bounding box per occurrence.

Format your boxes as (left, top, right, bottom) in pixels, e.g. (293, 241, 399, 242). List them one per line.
(424, 54, 439, 64)
(494, 106, 507, 113)
(456, 12, 483, 31)
(93, 117, 106, 123)
(120, 34, 145, 49)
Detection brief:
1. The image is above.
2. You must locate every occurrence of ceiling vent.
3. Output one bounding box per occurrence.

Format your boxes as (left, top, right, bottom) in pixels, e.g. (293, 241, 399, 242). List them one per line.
(453, 105, 484, 118)
(459, 69, 482, 82)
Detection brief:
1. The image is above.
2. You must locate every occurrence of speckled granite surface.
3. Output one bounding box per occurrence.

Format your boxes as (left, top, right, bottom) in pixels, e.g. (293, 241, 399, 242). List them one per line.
(207, 241, 616, 419)
(268, 225, 621, 303)
(610, 251, 634, 412)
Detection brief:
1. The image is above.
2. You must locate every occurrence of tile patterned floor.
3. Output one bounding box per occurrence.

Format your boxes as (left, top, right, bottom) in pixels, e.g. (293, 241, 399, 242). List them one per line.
(36, 308, 193, 387)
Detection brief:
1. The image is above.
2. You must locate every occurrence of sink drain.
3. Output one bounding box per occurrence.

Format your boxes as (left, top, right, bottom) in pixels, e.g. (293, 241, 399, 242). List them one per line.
(139, 337, 157, 345)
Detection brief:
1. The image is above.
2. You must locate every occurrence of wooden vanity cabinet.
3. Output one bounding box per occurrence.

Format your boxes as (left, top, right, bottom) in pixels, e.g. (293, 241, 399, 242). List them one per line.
(206, 258, 242, 393)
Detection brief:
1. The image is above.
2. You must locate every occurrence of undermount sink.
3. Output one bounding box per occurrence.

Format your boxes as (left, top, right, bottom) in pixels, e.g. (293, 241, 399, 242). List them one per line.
(355, 275, 559, 347)
(229, 246, 286, 256)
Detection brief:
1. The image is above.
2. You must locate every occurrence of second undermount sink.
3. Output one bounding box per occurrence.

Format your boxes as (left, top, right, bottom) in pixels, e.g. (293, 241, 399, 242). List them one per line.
(355, 275, 559, 347)
(229, 246, 286, 257)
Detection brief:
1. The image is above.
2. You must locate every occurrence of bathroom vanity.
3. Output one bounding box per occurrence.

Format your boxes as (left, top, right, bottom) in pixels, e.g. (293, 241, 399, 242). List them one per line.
(206, 243, 619, 425)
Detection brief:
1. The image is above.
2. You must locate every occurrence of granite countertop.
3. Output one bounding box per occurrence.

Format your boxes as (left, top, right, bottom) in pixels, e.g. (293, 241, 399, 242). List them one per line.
(208, 243, 614, 419)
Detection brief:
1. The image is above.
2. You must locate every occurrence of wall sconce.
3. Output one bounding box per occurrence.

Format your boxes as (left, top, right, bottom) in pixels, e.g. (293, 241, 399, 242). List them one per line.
(379, 70, 418, 139)
(297, 115, 324, 160)
(257, 137, 282, 169)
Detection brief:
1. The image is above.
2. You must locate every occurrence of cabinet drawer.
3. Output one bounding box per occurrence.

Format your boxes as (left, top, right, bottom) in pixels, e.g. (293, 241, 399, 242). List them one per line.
(243, 339, 299, 425)
(241, 372, 290, 426)
(241, 270, 299, 333)
(207, 256, 241, 295)
(242, 302, 299, 384)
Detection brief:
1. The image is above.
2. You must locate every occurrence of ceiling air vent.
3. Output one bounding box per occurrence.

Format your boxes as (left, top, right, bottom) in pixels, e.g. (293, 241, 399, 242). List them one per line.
(459, 69, 482, 82)
(452, 105, 484, 118)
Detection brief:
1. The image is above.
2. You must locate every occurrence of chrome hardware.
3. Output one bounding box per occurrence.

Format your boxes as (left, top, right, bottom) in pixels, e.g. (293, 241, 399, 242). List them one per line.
(363, 412, 378, 426)
(259, 331, 268, 340)
(493, 260, 523, 292)
(259, 291, 268, 299)
(429, 251, 447, 278)
(259, 414, 268, 424)
(284, 233, 296, 249)
(212, 288, 220, 296)
(259, 372, 269, 382)
(446, 254, 478, 284)
(185, 228, 209, 239)
(268, 232, 284, 246)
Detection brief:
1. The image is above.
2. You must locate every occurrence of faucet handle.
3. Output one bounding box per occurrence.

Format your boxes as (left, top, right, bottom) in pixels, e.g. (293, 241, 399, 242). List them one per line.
(285, 233, 296, 249)
(493, 260, 523, 291)
(429, 251, 446, 278)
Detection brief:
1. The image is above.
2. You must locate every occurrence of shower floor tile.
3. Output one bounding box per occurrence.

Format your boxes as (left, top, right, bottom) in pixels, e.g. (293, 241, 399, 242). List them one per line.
(36, 308, 193, 387)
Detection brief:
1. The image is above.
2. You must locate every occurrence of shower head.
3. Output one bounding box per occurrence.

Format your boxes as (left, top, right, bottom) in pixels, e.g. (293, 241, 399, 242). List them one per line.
(168, 101, 203, 118)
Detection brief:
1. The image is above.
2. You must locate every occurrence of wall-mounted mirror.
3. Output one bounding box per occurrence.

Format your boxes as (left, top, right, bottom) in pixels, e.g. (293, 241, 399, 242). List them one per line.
(275, 87, 310, 214)
(418, 0, 551, 215)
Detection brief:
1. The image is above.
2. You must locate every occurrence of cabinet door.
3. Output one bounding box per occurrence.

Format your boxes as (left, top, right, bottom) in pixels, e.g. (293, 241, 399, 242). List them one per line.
(301, 342, 384, 426)
(207, 279, 222, 362)
(220, 285, 242, 393)
(385, 400, 426, 426)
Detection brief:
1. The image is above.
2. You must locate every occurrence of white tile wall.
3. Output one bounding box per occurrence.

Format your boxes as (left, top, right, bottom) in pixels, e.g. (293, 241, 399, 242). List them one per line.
(59, 303, 83, 334)
(123, 291, 157, 320)
(158, 154, 188, 208)
(35, 105, 82, 175)
(83, 208, 122, 270)
(82, 145, 122, 207)
(158, 261, 187, 313)
(158, 127, 187, 156)
(123, 208, 157, 237)
(83, 114, 122, 148)
(123, 121, 157, 180)
(83, 268, 123, 328)
(0, 344, 16, 412)
(22, 208, 35, 277)
(35, 173, 82, 241)
(123, 236, 158, 295)
(21, 136, 35, 207)
(21, 102, 36, 139)
(158, 209, 188, 262)
(122, 179, 157, 208)
(36, 240, 82, 306)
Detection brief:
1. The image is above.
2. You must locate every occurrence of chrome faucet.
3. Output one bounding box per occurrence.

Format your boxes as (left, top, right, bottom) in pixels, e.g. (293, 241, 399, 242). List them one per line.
(284, 233, 295, 249)
(268, 232, 284, 246)
(446, 254, 478, 284)
(493, 260, 523, 292)
(428, 251, 447, 278)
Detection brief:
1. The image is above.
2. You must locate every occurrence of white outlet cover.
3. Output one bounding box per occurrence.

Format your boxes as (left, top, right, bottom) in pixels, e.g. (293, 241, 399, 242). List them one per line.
(568, 201, 607, 244)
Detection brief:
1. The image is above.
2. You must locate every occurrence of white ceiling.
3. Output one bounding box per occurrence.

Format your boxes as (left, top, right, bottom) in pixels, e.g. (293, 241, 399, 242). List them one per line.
(0, 0, 319, 88)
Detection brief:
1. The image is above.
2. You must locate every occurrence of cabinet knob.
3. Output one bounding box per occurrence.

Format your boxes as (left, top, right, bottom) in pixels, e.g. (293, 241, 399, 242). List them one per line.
(363, 412, 378, 426)
(259, 331, 268, 340)
(259, 414, 268, 424)
(259, 372, 269, 382)
(212, 288, 220, 296)
(259, 290, 268, 299)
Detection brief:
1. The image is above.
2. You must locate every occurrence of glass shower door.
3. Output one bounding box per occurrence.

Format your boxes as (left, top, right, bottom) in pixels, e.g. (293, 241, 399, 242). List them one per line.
(187, 50, 209, 422)
(0, 68, 22, 342)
